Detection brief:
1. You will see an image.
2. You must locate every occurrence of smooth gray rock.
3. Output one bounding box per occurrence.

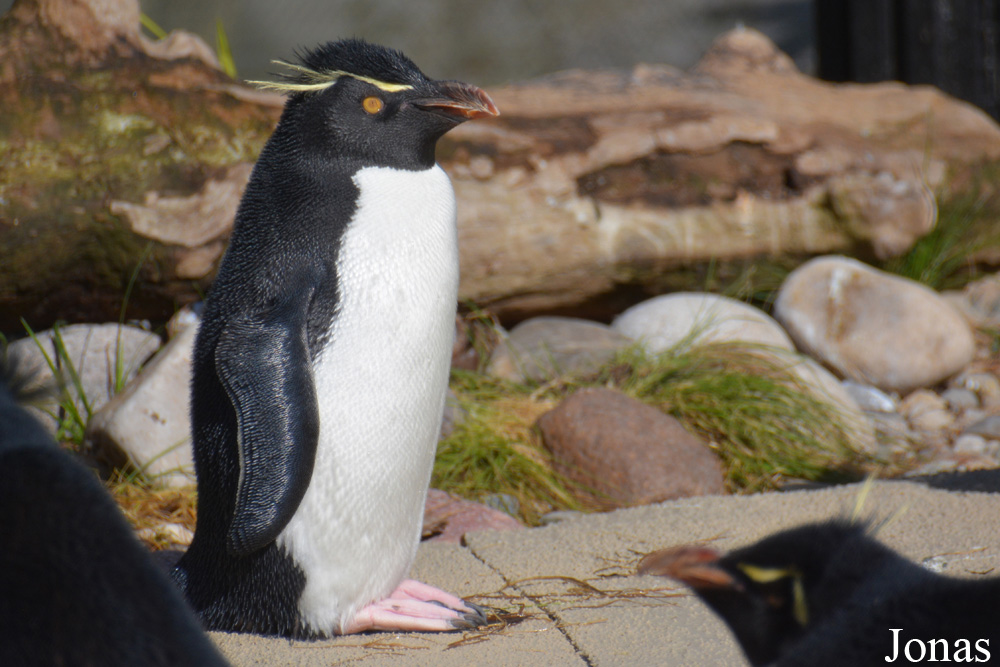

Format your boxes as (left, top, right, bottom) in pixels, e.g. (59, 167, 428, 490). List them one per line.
(951, 371, 1000, 408)
(940, 387, 980, 412)
(612, 292, 794, 353)
(774, 256, 975, 393)
(964, 415, 1000, 440)
(487, 316, 631, 383)
(9, 323, 161, 433)
(86, 324, 197, 487)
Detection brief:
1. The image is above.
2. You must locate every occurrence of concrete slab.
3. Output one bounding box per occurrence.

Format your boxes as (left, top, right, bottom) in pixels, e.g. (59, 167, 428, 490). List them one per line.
(212, 541, 583, 666)
(213, 481, 1000, 666)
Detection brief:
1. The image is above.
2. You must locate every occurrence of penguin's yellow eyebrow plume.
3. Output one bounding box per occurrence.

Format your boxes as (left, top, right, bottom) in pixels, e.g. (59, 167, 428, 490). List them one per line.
(249, 60, 415, 94)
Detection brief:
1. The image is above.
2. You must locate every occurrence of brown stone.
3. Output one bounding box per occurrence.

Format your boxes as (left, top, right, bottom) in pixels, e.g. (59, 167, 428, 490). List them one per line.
(536, 387, 725, 508)
(422, 489, 524, 544)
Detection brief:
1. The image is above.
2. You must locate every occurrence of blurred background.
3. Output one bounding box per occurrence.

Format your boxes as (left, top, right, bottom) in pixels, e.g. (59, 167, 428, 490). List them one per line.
(0, 0, 816, 84)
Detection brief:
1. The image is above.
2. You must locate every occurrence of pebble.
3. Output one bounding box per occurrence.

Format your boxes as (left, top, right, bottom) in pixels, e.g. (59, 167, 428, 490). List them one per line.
(841, 380, 897, 413)
(964, 415, 1000, 440)
(480, 493, 520, 518)
(939, 387, 979, 412)
(951, 371, 1000, 408)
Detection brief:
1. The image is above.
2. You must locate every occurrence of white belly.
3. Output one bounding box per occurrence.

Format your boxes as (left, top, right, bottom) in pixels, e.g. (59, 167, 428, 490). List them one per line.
(276, 164, 459, 634)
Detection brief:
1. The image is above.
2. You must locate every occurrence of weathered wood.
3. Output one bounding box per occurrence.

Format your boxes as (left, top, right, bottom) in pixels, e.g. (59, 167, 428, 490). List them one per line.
(3, 2, 1000, 330)
(0, 0, 281, 332)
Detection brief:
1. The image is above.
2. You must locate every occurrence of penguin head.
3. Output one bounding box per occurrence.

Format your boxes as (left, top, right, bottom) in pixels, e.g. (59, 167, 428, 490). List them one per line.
(638, 521, 888, 667)
(255, 38, 498, 170)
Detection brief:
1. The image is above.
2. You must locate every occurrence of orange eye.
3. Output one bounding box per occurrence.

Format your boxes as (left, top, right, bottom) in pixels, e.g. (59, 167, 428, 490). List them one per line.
(362, 96, 383, 114)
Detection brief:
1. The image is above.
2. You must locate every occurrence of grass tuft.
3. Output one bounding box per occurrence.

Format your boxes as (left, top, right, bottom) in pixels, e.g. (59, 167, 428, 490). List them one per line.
(109, 471, 197, 550)
(882, 189, 1000, 290)
(434, 371, 585, 524)
(604, 342, 869, 491)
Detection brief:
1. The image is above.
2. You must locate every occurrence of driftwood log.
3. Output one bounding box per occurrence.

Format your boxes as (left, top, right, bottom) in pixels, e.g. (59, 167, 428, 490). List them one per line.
(3, 0, 1000, 331)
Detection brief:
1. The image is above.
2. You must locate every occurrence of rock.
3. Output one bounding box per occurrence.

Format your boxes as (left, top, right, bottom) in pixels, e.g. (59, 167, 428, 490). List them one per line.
(951, 371, 1000, 409)
(480, 493, 520, 517)
(86, 324, 197, 487)
(774, 256, 976, 393)
(899, 390, 954, 433)
(953, 434, 988, 455)
(964, 415, 1000, 440)
(8, 323, 161, 433)
(487, 316, 631, 382)
(841, 380, 897, 413)
(942, 272, 1000, 328)
(940, 387, 980, 412)
(164, 302, 203, 338)
(422, 489, 524, 543)
(536, 387, 726, 507)
(612, 292, 793, 353)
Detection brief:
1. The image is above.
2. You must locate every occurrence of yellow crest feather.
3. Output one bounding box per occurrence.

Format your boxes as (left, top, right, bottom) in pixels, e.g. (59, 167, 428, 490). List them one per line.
(248, 60, 415, 95)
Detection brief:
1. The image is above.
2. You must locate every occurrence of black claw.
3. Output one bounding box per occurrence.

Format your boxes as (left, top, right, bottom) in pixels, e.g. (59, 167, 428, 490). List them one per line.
(449, 616, 478, 630)
(427, 598, 490, 626)
(463, 601, 489, 624)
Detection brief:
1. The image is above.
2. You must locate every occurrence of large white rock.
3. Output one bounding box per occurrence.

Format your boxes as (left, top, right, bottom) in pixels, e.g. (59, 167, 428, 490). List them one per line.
(86, 323, 197, 487)
(774, 256, 975, 393)
(612, 292, 794, 352)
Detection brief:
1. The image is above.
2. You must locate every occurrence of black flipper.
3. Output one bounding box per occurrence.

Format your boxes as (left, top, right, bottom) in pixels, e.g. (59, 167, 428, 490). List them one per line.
(215, 277, 321, 556)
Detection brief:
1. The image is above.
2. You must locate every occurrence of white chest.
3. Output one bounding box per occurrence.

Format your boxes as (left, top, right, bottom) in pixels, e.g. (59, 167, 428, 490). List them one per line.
(277, 164, 460, 633)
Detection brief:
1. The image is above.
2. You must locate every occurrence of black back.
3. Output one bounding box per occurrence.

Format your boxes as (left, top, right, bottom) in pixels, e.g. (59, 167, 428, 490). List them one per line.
(0, 351, 229, 667)
(698, 521, 1000, 666)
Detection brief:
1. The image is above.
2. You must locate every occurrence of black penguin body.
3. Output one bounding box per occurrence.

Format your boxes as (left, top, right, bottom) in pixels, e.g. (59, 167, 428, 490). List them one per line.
(639, 521, 999, 666)
(173, 39, 497, 637)
(0, 352, 229, 667)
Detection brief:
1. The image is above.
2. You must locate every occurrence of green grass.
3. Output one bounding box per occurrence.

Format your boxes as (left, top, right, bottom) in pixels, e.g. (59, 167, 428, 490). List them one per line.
(604, 343, 869, 491)
(140, 12, 238, 79)
(881, 189, 1000, 291)
(432, 336, 874, 523)
(434, 372, 585, 524)
(22, 320, 93, 445)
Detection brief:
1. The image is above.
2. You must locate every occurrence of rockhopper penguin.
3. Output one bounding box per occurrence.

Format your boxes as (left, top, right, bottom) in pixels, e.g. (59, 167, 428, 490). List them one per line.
(638, 520, 999, 666)
(171, 39, 498, 637)
(0, 349, 229, 667)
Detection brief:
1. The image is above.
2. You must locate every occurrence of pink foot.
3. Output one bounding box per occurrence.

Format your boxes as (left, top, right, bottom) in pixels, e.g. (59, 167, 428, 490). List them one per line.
(339, 579, 488, 634)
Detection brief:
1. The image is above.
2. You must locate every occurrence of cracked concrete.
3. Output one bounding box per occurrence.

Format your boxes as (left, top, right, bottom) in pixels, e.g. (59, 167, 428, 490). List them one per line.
(212, 479, 1000, 666)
